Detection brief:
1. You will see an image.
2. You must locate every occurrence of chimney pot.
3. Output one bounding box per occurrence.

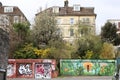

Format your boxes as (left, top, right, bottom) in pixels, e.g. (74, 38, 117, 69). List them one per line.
(64, 0, 68, 7)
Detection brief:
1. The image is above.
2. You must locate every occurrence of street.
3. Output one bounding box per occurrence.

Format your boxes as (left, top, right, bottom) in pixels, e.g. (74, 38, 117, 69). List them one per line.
(7, 76, 113, 80)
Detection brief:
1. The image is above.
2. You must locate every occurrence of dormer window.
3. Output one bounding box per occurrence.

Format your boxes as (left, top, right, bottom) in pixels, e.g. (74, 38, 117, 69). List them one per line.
(4, 7, 13, 13)
(73, 4, 80, 11)
(53, 6, 59, 13)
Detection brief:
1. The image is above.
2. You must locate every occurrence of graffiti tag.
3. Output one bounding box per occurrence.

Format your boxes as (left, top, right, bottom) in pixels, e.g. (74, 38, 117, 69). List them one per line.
(35, 63, 51, 79)
(18, 64, 32, 75)
(7, 64, 14, 76)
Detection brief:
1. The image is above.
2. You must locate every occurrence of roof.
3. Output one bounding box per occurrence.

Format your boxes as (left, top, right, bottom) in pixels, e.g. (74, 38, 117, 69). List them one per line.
(36, 6, 96, 17)
(0, 5, 28, 21)
(107, 19, 120, 22)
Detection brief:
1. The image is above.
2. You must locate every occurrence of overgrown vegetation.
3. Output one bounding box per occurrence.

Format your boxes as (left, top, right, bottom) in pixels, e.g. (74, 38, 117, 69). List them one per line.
(10, 12, 117, 60)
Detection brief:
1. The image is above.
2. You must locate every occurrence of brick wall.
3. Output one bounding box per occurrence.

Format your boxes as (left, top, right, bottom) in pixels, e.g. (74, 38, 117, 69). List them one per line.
(7, 59, 56, 79)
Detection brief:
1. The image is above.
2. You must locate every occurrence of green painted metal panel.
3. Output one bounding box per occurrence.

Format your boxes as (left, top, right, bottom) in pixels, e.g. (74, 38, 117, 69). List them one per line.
(60, 59, 116, 76)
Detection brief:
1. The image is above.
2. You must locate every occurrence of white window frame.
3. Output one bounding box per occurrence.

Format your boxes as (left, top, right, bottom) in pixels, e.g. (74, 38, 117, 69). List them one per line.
(52, 7, 59, 13)
(4, 7, 13, 13)
(14, 16, 19, 23)
(73, 5, 80, 11)
(70, 18, 74, 25)
(57, 18, 61, 25)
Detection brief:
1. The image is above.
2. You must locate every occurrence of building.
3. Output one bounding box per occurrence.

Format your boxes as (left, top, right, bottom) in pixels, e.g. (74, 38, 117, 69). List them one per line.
(0, 2, 29, 32)
(36, 0, 96, 43)
(107, 19, 120, 35)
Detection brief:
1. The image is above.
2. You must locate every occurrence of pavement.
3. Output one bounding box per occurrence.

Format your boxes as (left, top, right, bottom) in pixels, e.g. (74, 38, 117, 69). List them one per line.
(7, 76, 113, 80)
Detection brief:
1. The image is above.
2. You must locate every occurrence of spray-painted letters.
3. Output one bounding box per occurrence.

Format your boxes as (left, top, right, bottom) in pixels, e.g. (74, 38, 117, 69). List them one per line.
(35, 63, 51, 79)
(18, 64, 32, 75)
(7, 64, 14, 77)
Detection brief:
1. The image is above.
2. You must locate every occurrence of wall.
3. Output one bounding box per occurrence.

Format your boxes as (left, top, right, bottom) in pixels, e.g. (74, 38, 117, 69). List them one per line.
(7, 59, 56, 79)
(60, 59, 116, 76)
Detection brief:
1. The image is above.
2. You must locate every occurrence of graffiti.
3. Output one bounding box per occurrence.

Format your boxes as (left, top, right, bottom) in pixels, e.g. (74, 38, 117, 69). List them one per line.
(18, 64, 32, 75)
(35, 63, 51, 79)
(60, 59, 116, 76)
(7, 59, 56, 78)
(7, 64, 14, 77)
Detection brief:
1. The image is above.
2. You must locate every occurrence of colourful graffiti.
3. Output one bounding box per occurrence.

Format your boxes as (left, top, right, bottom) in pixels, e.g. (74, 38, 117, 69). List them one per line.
(18, 64, 32, 75)
(7, 64, 14, 77)
(60, 59, 116, 76)
(35, 63, 51, 79)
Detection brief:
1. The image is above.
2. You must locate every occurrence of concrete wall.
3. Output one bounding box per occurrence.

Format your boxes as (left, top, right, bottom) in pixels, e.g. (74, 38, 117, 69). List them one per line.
(7, 59, 56, 79)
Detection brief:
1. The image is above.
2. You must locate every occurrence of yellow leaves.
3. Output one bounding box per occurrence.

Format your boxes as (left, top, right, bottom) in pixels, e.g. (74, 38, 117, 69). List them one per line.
(84, 50, 94, 59)
(34, 48, 51, 58)
(23, 43, 34, 51)
(100, 42, 115, 59)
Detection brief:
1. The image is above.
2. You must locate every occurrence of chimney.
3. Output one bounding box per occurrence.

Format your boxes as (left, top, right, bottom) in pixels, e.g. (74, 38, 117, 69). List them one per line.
(64, 0, 68, 7)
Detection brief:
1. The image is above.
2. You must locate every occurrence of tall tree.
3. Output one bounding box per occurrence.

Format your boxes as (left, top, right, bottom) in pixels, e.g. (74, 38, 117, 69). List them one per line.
(9, 22, 30, 58)
(32, 12, 62, 48)
(100, 42, 115, 59)
(75, 22, 93, 37)
(73, 22, 102, 59)
(32, 12, 72, 59)
(101, 22, 118, 45)
(74, 35, 102, 59)
(114, 34, 120, 45)
(13, 22, 30, 43)
(9, 25, 19, 58)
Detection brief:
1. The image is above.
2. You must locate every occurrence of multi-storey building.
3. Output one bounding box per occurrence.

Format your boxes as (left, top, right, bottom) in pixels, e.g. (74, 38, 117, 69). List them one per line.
(0, 2, 29, 32)
(107, 19, 120, 35)
(36, 0, 96, 43)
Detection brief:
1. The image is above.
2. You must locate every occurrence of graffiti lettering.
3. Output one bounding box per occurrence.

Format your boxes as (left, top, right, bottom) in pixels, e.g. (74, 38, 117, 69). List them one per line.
(7, 64, 14, 76)
(35, 63, 51, 79)
(18, 64, 32, 75)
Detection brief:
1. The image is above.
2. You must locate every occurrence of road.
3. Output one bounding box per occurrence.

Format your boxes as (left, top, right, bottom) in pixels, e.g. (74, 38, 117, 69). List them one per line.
(7, 76, 113, 80)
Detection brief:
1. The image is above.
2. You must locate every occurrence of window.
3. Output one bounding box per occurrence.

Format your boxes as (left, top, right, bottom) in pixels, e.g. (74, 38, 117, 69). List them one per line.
(73, 4, 80, 11)
(4, 7, 13, 13)
(70, 18, 74, 24)
(21, 16, 25, 22)
(57, 18, 61, 24)
(70, 29, 74, 36)
(53, 7, 59, 13)
(86, 18, 90, 22)
(14, 16, 19, 23)
(56, 28, 62, 35)
(82, 18, 86, 22)
(82, 18, 90, 25)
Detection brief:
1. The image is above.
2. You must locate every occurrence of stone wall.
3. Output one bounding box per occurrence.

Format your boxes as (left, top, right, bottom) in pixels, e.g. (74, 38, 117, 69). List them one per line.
(0, 28, 9, 69)
(0, 28, 9, 80)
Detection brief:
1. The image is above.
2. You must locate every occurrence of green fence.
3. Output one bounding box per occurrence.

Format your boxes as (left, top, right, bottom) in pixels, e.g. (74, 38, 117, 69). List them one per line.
(60, 59, 116, 76)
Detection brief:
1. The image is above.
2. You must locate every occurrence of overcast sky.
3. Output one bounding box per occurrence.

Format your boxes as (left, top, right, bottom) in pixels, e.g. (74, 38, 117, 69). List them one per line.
(0, 0, 120, 34)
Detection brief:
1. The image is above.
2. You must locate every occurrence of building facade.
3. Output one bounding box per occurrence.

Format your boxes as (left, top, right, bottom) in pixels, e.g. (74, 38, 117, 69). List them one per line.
(0, 2, 29, 32)
(107, 19, 120, 35)
(36, 0, 96, 43)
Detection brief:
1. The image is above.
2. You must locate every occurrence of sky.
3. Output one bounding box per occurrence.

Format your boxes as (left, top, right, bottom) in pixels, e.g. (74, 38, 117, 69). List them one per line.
(0, 0, 120, 34)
